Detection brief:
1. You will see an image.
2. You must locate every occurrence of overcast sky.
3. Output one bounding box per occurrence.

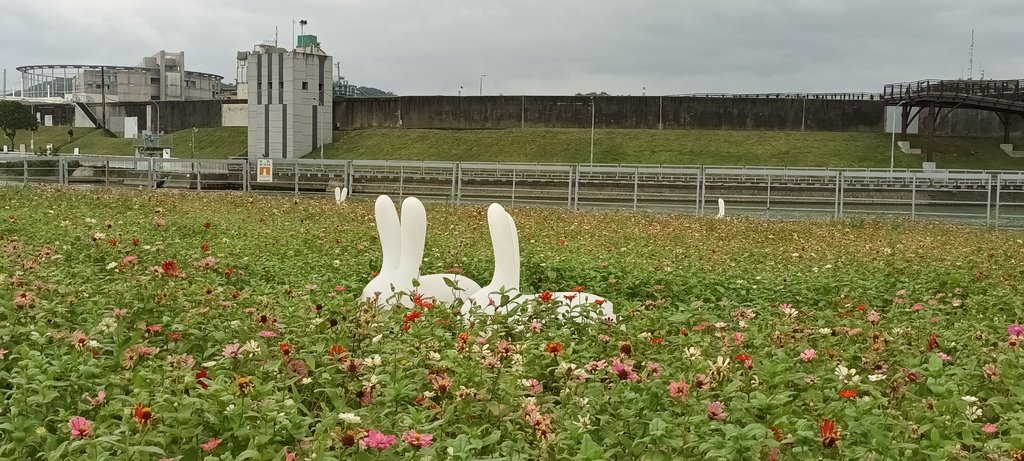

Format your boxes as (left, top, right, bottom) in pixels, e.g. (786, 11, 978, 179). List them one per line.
(2, 0, 1022, 96)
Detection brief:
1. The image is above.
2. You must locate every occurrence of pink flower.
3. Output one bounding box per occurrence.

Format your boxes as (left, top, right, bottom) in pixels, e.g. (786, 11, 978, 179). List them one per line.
(910, 303, 925, 312)
(153, 216, 166, 228)
(937, 352, 952, 362)
(87, 390, 106, 407)
(522, 378, 542, 395)
(706, 401, 727, 421)
(983, 363, 1000, 379)
(867, 310, 881, 324)
(402, 430, 434, 448)
(800, 349, 817, 362)
(69, 416, 92, 439)
(530, 320, 543, 333)
(982, 423, 998, 434)
(200, 437, 222, 452)
(1008, 325, 1024, 337)
(284, 449, 297, 461)
(0, 349, 8, 360)
(609, 358, 640, 382)
(222, 343, 241, 358)
(668, 377, 689, 400)
(645, 361, 662, 376)
(585, 360, 607, 371)
(363, 430, 397, 449)
(258, 330, 278, 338)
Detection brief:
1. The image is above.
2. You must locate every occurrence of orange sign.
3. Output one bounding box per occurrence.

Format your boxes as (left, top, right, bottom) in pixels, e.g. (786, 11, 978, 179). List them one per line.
(257, 159, 273, 182)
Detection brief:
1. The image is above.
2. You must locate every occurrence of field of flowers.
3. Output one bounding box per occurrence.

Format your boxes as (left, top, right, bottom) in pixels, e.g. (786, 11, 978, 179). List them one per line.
(1, 186, 1024, 460)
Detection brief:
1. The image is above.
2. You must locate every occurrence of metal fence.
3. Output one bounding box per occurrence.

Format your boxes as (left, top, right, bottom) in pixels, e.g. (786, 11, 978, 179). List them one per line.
(3, 155, 1024, 228)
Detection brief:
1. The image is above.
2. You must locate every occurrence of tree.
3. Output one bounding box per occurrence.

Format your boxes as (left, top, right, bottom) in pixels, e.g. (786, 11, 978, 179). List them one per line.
(0, 101, 39, 148)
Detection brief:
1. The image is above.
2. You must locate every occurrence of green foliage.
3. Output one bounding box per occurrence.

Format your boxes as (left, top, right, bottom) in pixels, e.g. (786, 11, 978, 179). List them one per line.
(1, 187, 1023, 460)
(0, 101, 39, 147)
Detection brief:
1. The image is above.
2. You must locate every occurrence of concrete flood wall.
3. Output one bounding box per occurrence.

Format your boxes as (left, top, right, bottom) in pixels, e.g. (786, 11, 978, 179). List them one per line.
(85, 100, 225, 134)
(333, 96, 887, 132)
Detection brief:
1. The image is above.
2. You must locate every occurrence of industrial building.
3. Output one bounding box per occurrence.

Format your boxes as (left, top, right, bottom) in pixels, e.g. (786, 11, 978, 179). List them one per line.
(16, 50, 223, 102)
(242, 36, 333, 159)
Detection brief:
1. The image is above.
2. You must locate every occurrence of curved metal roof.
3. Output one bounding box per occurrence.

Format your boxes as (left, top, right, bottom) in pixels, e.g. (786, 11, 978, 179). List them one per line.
(16, 64, 223, 80)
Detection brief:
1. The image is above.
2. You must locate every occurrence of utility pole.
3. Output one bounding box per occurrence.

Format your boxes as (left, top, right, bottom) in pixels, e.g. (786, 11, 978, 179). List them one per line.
(100, 66, 107, 129)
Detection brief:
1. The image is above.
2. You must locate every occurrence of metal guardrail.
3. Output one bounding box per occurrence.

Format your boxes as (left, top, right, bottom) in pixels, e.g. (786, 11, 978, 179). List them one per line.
(3, 155, 1024, 228)
(883, 79, 1024, 101)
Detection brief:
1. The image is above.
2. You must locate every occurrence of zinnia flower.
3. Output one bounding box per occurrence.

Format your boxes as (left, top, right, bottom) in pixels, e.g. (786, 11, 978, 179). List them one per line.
(69, 416, 92, 439)
(363, 430, 396, 449)
(839, 388, 857, 399)
(982, 423, 998, 434)
(668, 377, 689, 400)
(200, 437, 222, 452)
(706, 401, 727, 421)
(222, 343, 241, 358)
(544, 342, 563, 356)
(800, 349, 816, 362)
(402, 430, 434, 448)
(133, 404, 154, 426)
(820, 419, 840, 448)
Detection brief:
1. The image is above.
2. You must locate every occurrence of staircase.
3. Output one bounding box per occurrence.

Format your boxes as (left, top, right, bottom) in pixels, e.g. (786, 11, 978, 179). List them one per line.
(896, 141, 922, 155)
(75, 102, 100, 128)
(1000, 144, 1024, 158)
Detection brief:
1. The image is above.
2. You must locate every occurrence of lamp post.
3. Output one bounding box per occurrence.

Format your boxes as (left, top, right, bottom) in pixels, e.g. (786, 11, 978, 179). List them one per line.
(149, 101, 160, 135)
(479, 74, 486, 96)
(557, 97, 596, 164)
(890, 100, 907, 171)
(191, 127, 197, 159)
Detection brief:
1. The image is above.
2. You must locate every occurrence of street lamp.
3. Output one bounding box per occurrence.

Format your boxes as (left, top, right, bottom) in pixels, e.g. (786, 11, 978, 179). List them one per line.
(317, 96, 325, 159)
(557, 97, 596, 164)
(890, 100, 908, 171)
(479, 74, 486, 96)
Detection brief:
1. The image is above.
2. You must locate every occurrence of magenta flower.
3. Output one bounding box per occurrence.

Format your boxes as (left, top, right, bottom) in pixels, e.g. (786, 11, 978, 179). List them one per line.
(1008, 324, 1024, 337)
(402, 430, 434, 448)
(200, 437, 222, 452)
(706, 401, 727, 421)
(609, 358, 640, 382)
(668, 377, 689, 400)
(69, 416, 92, 439)
(363, 430, 397, 449)
(258, 330, 278, 338)
(800, 349, 816, 362)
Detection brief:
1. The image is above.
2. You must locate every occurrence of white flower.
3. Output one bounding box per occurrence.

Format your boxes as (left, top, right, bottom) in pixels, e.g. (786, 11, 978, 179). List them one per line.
(202, 361, 217, 368)
(961, 396, 979, 403)
(301, 377, 313, 385)
(364, 354, 382, 367)
(242, 340, 261, 355)
(685, 347, 702, 360)
(87, 340, 101, 348)
(225, 404, 236, 413)
(427, 351, 441, 361)
(85, 218, 97, 224)
(713, 322, 728, 329)
(868, 374, 886, 382)
(92, 232, 106, 241)
(638, 332, 653, 341)
(738, 320, 748, 328)
(338, 412, 361, 424)
(818, 328, 833, 335)
(371, 334, 383, 343)
(556, 362, 578, 375)
(421, 391, 436, 398)
(106, 262, 118, 270)
(835, 365, 861, 384)
(965, 405, 982, 421)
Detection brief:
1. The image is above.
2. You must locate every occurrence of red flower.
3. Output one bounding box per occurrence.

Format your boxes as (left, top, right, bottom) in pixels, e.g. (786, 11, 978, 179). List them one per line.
(571, 285, 585, 293)
(159, 259, 180, 277)
(200, 437, 222, 452)
(200, 243, 210, 252)
(329, 344, 347, 359)
(412, 294, 434, 309)
(133, 404, 154, 426)
(594, 299, 606, 306)
(820, 419, 839, 448)
(544, 342, 564, 356)
(926, 333, 940, 351)
(770, 426, 784, 442)
(734, 353, 752, 362)
(195, 369, 209, 390)
(131, 238, 140, 246)
(856, 304, 866, 312)
(225, 267, 235, 278)
(538, 291, 554, 303)
(278, 342, 292, 356)
(650, 337, 664, 345)
(404, 310, 423, 323)
(168, 332, 182, 342)
(839, 388, 857, 399)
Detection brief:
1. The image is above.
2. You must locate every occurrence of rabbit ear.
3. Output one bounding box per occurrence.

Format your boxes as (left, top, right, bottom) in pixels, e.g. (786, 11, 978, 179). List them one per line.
(505, 210, 520, 289)
(375, 195, 401, 274)
(486, 204, 513, 287)
(398, 197, 426, 277)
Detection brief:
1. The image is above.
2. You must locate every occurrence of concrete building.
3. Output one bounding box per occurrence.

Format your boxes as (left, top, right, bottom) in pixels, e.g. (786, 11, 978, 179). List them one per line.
(242, 36, 333, 159)
(16, 50, 223, 102)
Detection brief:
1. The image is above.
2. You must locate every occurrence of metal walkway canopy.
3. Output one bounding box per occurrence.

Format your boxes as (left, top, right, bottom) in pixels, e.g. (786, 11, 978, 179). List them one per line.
(883, 79, 1024, 161)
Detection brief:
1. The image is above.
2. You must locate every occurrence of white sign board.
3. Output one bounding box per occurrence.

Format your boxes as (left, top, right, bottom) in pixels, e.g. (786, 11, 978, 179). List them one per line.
(257, 159, 273, 183)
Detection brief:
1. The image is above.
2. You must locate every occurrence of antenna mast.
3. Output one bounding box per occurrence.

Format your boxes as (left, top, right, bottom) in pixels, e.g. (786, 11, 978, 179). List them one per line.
(968, 29, 974, 80)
